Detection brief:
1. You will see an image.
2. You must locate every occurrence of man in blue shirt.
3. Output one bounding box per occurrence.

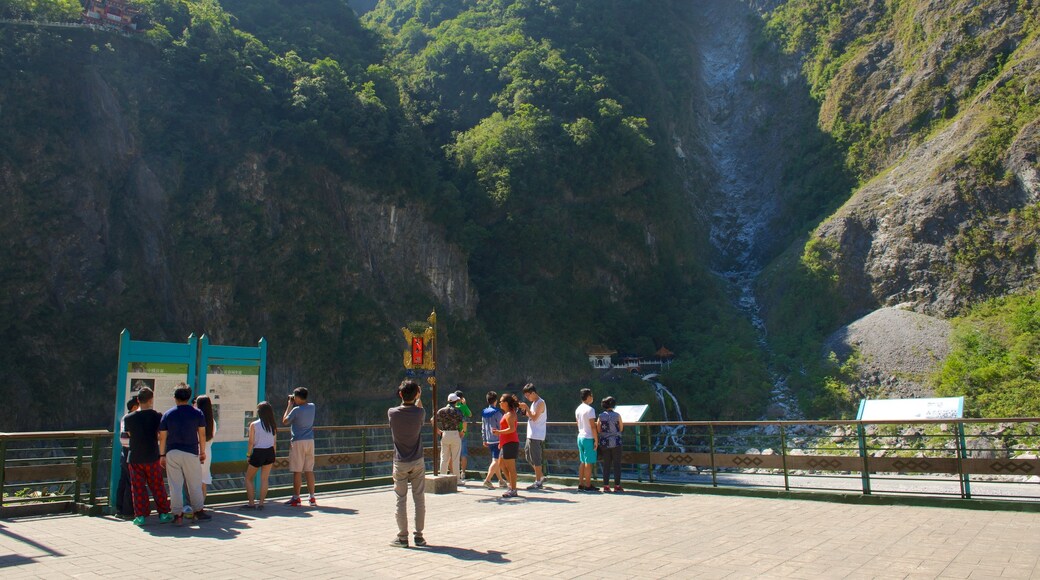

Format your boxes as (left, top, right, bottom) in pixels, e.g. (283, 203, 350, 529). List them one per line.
(159, 384, 211, 525)
(283, 386, 317, 506)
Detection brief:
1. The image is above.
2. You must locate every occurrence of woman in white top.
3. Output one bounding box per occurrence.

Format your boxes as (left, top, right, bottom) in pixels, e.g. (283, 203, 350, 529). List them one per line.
(195, 395, 217, 501)
(243, 401, 278, 509)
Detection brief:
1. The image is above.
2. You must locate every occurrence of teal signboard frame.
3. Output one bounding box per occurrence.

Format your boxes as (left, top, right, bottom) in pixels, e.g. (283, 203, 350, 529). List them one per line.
(109, 329, 198, 511)
(196, 335, 268, 465)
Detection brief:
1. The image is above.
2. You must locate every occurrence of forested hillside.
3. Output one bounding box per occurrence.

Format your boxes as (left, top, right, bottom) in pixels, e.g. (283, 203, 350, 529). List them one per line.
(0, 0, 773, 429)
(1, 0, 1038, 429)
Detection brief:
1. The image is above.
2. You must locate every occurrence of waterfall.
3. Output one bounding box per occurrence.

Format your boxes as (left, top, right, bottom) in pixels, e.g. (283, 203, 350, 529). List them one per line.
(642, 374, 686, 452)
(693, 1, 801, 419)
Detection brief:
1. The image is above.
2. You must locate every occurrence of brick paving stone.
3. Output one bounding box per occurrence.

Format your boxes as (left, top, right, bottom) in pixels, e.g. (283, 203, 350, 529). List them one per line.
(2, 487, 1040, 578)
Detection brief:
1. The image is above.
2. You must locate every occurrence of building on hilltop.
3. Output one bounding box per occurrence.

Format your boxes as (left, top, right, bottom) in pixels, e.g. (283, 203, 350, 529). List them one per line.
(587, 345, 617, 369)
(82, 0, 139, 32)
(586, 346, 675, 371)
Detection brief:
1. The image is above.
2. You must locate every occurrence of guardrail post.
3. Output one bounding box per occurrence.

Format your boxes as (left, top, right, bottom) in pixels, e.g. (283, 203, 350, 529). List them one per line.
(74, 438, 84, 505)
(647, 426, 654, 483)
(361, 430, 367, 482)
(857, 423, 871, 495)
(88, 436, 100, 506)
(709, 424, 717, 488)
(0, 436, 6, 510)
(779, 423, 790, 492)
(957, 422, 972, 499)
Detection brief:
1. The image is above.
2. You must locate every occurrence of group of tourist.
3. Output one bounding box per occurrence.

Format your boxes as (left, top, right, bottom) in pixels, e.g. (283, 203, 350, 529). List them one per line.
(117, 384, 317, 526)
(117, 378, 626, 547)
(389, 381, 626, 546)
(433, 383, 624, 497)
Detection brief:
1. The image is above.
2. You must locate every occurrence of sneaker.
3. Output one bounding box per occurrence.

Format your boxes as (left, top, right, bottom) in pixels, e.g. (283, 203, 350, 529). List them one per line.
(389, 536, 409, 548)
(132, 516, 146, 527)
(526, 481, 540, 490)
(498, 480, 508, 488)
(285, 496, 302, 507)
(502, 489, 518, 498)
(158, 513, 174, 524)
(413, 535, 427, 547)
(602, 486, 611, 493)
(614, 485, 624, 493)
(483, 481, 494, 490)
(173, 515, 184, 526)
(534, 479, 544, 489)
(193, 510, 212, 521)
(308, 496, 317, 506)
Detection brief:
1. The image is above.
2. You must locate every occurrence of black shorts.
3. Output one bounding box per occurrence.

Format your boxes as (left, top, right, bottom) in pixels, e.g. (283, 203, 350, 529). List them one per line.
(248, 447, 275, 468)
(501, 441, 520, 460)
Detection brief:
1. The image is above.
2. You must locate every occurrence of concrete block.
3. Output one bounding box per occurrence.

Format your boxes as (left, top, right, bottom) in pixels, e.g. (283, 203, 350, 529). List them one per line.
(425, 474, 458, 494)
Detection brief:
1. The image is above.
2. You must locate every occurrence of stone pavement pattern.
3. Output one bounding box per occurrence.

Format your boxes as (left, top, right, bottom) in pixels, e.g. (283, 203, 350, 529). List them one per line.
(1, 484, 1039, 579)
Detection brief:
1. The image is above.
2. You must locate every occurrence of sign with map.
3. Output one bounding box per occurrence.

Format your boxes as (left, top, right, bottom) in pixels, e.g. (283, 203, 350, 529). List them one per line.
(125, 362, 189, 416)
(204, 364, 261, 443)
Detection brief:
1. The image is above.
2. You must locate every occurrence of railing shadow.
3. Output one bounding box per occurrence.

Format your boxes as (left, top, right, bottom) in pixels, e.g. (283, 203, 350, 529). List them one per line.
(0, 521, 64, 556)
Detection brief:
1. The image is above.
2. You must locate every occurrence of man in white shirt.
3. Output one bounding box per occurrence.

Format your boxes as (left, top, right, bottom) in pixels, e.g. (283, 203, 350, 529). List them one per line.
(574, 388, 599, 492)
(519, 383, 548, 489)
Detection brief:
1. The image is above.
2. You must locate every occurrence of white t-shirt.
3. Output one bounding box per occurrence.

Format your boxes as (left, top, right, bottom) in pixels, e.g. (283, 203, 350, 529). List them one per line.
(252, 419, 276, 449)
(526, 398, 547, 441)
(575, 403, 595, 439)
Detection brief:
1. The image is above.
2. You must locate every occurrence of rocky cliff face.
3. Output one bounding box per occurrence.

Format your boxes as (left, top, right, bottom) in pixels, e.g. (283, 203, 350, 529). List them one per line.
(0, 26, 479, 429)
(781, 1, 1040, 317)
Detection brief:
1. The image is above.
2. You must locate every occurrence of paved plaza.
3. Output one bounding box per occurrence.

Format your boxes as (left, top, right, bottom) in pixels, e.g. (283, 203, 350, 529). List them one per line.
(1, 483, 1039, 579)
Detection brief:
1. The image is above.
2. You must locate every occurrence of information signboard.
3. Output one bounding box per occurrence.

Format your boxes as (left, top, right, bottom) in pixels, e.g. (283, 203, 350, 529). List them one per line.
(857, 397, 964, 421)
(204, 364, 262, 443)
(125, 362, 189, 416)
(197, 335, 267, 464)
(109, 330, 198, 511)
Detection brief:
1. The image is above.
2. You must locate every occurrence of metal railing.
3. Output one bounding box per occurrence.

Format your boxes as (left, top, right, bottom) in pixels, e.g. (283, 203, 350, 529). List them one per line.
(3, 417, 1038, 516)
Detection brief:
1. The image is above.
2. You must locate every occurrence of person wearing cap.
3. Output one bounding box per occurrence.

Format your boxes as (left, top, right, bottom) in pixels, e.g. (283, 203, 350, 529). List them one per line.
(435, 393, 465, 484)
(453, 390, 473, 480)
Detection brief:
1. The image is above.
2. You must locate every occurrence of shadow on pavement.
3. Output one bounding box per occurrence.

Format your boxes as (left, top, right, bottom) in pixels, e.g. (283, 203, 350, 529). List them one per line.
(0, 522, 64, 557)
(418, 545, 510, 563)
(139, 512, 253, 539)
(604, 490, 679, 498)
(474, 496, 576, 504)
(0, 554, 39, 569)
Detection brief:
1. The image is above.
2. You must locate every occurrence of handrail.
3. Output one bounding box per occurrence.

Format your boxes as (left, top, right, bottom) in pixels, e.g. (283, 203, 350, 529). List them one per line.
(0, 430, 111, 440)
(3, 417, 1039, 516)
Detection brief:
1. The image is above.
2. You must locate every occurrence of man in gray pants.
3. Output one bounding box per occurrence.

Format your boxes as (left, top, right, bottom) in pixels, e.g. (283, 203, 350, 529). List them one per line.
(159, 384, 211, 525)
(388, 379, 426, 547)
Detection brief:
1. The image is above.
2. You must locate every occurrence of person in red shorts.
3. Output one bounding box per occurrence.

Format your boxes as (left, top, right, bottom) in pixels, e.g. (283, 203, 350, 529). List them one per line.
(493, 393, 522, 498)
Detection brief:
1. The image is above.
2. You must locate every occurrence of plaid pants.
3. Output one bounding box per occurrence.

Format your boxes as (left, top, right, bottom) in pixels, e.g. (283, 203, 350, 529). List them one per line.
(128, 460, 171, 517)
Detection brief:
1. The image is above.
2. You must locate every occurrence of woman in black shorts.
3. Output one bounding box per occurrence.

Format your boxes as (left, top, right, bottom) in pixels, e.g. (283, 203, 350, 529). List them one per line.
(493, 393, 521, 498)
(243, 401, 278, 509)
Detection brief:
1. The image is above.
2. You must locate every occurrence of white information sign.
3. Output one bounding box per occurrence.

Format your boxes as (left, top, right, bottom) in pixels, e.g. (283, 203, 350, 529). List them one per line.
(857, 397, 964, 421)
(615, 404, 650, 423)
(126, 363, 189, 416)
(204, 364, 260, 443)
